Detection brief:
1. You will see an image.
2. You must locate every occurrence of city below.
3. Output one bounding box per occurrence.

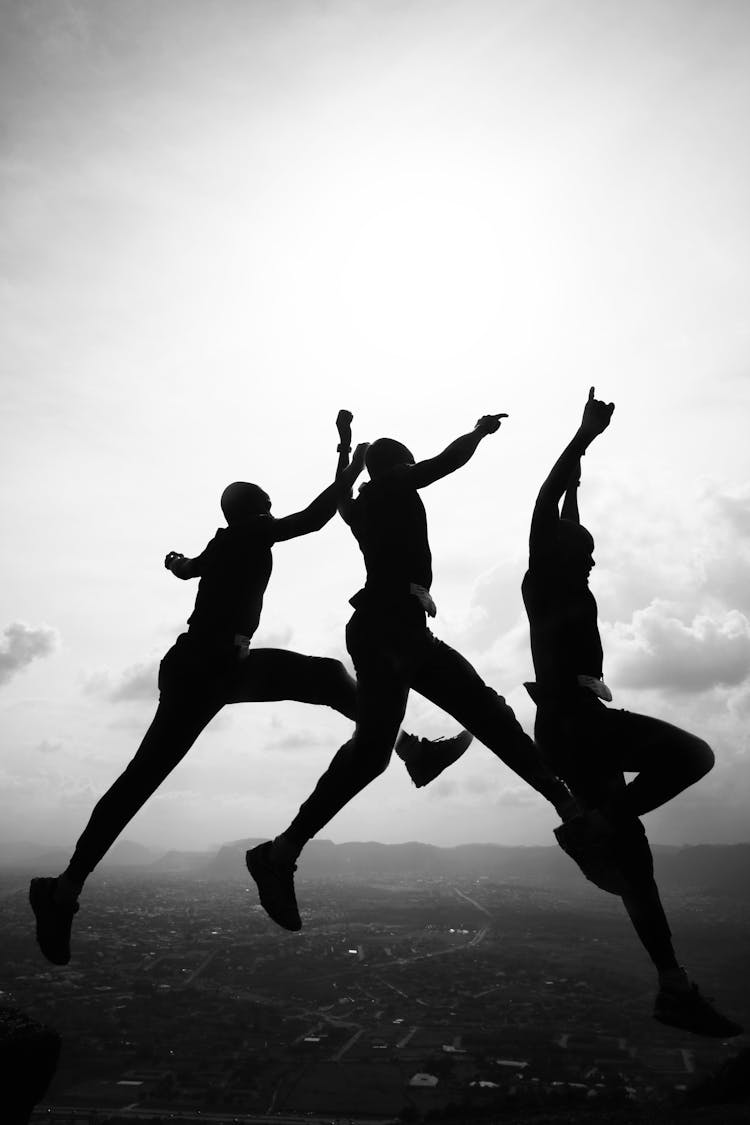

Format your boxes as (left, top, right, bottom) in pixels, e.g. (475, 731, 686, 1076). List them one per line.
(2, 838, 749, 1123)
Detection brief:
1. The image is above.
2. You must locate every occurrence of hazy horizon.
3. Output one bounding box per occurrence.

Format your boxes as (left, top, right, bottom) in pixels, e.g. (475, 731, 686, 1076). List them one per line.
(2, 0, 750, 855)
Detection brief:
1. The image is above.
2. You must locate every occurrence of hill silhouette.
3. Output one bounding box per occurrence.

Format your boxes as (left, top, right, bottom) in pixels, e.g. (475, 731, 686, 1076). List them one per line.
(5, 838, 749, 898)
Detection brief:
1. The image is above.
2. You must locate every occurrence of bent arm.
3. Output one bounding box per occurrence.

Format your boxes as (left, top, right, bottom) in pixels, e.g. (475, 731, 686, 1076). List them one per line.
(273, 444, 368, 542)
(405, 414, 507, 489)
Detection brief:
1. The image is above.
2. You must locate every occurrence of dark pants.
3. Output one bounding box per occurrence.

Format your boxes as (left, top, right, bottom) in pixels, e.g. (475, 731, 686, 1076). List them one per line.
(286, 608, 565, 846)
(534, 690, 714, 971)
(65, 635, 357, 885)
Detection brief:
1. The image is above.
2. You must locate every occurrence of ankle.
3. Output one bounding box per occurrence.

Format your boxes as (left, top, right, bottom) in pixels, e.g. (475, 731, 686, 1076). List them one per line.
(54, 872, 82, 906)
(557, 795, 583, 822)
(658, 966, 690, 993)
(270, 834, 301, 866)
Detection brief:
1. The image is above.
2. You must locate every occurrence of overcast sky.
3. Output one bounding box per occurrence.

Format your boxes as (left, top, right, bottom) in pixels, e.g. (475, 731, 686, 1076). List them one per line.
(2, 0, 749, 857)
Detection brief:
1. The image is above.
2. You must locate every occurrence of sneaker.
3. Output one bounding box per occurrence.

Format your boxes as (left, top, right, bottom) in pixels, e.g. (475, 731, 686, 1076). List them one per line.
(395, 730, 473, 788)
(654, 982, 744, 1038)
(554, 812, 626, 895)
(246, 842, 301, 932)
(29, 877, 79, 965)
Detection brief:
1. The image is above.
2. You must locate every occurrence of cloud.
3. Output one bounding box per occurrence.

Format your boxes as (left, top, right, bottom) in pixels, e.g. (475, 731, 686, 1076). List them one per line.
(709, 482, 750, 539)
(254, 625, 294, 649)
(35, 739, 63, 754)
(494, 785, 539, 808)
(450, 560, 527, 655)
(0, 622, 59, 687)
(84, 659, 159, 702)
(607, 600, 750, 694)
(267, 728, 328, 752)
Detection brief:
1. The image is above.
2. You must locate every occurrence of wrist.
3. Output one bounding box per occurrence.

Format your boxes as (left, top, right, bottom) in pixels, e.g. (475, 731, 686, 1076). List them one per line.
(337, 443, 351, 453)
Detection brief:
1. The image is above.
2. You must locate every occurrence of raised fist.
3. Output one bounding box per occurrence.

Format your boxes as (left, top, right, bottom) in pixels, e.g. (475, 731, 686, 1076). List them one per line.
(164, 551, 184, 571)
(336, 409, 353, 449)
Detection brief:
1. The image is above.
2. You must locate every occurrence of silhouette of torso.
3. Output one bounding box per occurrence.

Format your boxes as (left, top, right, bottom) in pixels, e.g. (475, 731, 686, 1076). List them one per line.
(348, 471, 432, 612)
(522, 557, 603, 692)
(187, 518, 274, 646)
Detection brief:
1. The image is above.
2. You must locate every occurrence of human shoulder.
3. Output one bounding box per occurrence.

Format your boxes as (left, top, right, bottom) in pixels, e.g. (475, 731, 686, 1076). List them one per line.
(224, 516, 277, 546)
(526, 545, 559, 583)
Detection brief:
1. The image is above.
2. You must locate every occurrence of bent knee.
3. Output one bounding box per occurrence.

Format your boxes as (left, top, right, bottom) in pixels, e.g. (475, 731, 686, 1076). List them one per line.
(349, 736, 394, 783)
(689, 737, 714, 780)
(319, 657, 354, 689)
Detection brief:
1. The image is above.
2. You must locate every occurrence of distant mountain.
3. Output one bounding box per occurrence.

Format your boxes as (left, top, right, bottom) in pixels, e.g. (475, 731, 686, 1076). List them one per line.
(150, 848, 217, 873)
(205, 838, 750, 898)
(4, 837, 748, 899)
(1, 839, 162, 871)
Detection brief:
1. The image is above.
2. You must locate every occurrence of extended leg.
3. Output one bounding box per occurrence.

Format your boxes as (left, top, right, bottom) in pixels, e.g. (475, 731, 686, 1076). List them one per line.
(30, 690, 221, 964)
(247, 618, 412, 930)
(280, 663, 409, 851)
(228, 648, 357, 721)
(65, 692, 222, 887)
(411, 636, 575, 816)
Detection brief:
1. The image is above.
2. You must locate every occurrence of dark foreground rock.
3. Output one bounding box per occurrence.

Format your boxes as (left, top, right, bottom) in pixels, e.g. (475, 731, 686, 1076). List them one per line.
(0, 1006, 61, 1124)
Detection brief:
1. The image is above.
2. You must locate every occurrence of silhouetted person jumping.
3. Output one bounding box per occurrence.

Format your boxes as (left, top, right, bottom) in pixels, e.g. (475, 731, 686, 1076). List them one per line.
(521, 387, 742, 1039)
(29, 415, 466, 966)
(247, 414, 584, 931)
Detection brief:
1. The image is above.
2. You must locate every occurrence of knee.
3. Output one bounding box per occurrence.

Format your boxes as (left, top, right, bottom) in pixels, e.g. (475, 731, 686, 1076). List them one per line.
(688, 737, 715, 781)
(350, 735, 393, 784)
(362, 747, 392, 783)
(317, 657, 354, 692)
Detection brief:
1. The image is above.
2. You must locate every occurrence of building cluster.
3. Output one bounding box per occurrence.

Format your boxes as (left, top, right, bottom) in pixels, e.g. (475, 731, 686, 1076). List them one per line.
(1, 869, 742, 1122)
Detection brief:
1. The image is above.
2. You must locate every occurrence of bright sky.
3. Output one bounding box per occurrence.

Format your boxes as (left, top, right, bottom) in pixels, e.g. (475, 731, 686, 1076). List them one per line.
(2, 0, 749, 855)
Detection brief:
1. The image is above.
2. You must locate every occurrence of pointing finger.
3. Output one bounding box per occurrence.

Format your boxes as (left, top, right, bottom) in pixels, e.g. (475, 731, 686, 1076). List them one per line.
(588, 386, 595, 401)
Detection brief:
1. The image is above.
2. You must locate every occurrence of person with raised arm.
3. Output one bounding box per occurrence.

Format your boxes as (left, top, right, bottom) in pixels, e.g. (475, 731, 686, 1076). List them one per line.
(521, 387, 742, 1038)
(247, 413, 584, 931)
(29, 414, 467, 966)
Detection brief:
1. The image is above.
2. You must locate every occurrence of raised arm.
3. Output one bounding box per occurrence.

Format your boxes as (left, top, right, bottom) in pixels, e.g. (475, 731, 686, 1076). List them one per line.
(164, 551, 203, 580)
(560, 459, 582, 524)
(404, 414, 508, 489)
(273, 441, 369, 543)
(334, 409, 355, 525)
(530, 387, 614, 557)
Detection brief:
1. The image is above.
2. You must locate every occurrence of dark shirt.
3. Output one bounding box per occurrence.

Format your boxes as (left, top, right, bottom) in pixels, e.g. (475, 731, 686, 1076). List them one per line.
(186, 518, 275, 647)
(348, 470, 432, 613)
(522, 556, 603, 692)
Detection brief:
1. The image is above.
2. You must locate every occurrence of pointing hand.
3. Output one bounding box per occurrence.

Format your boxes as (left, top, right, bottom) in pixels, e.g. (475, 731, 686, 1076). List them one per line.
(580, 386, 614, 438)
(475, 413, 509, 436)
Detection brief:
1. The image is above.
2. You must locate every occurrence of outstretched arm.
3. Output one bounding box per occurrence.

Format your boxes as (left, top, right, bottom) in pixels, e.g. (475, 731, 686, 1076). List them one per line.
(403, 413, 509, 489)
(164, 551, 202, 580)
(273, 441, 369, 542)
(530, 387, 614, 557)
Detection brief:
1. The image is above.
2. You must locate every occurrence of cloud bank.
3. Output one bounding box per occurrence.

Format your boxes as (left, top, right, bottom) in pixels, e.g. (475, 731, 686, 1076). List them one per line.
(0, 622, 59, 687)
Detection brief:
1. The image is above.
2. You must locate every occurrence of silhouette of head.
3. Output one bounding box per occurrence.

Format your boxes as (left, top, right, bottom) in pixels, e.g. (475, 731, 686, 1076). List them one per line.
(557, 519, 595, 579)
(221, 482, 271, 524)
(365, 438, 415, 479)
